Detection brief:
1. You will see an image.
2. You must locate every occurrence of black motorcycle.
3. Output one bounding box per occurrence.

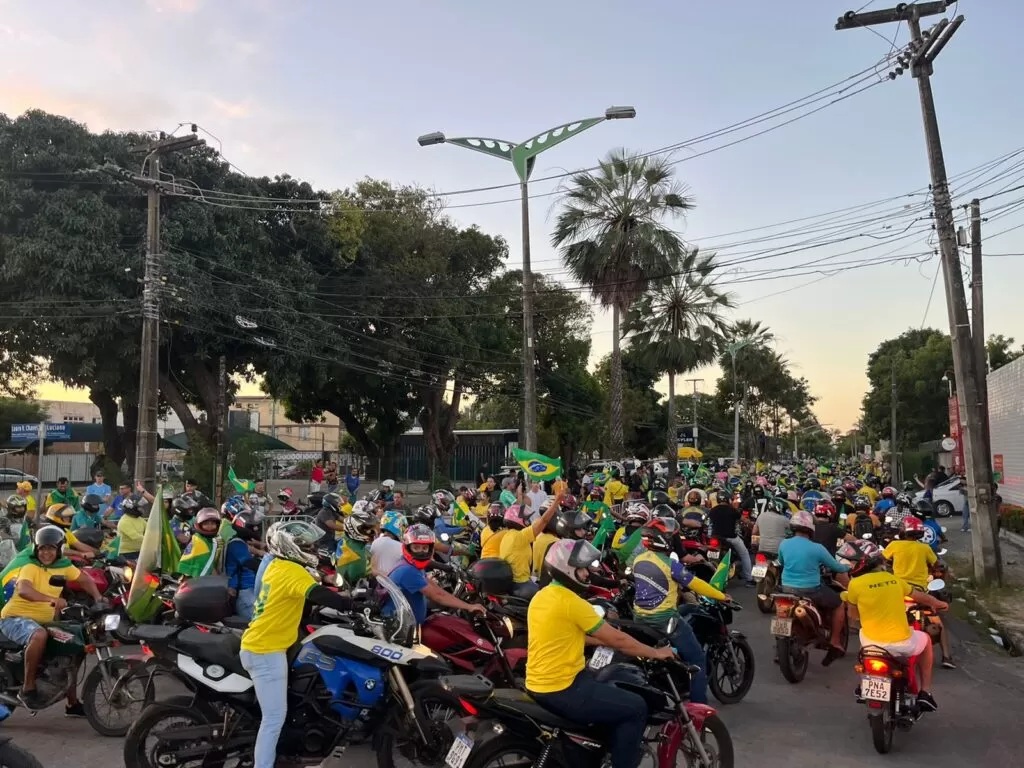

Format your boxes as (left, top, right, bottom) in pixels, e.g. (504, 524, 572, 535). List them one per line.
(685, 597, 755, 705)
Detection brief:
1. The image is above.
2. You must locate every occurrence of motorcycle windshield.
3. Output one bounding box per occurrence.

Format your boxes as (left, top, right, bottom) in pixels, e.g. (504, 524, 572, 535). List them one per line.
(376, 574, 416, 648)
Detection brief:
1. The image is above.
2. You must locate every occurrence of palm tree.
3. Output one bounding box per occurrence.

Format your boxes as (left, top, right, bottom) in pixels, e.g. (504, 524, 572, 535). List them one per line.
(552, 150, 695, 456)
(625, 249, 734, 475)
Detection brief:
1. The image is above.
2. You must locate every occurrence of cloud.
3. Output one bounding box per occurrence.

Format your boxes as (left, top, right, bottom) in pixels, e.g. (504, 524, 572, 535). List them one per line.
(208, 96, 252, 120)
(147, 0, 200, 13)
(0, 81, 174, 133)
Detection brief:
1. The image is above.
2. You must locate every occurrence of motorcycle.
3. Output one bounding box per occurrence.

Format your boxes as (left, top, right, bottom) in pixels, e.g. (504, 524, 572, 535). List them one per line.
(444, 641, 734, 768)
(687, 598, 755, 705)
(421, 609, 525, 688)
(751, 552, 780, 614)
(705, 537, 738, 581)
(0, 737, 43, 768)
(854, 581, 946, 754)
(770, 581, 848, 683)
(0, 578, 151, 737)
(122, 576, 464, 768)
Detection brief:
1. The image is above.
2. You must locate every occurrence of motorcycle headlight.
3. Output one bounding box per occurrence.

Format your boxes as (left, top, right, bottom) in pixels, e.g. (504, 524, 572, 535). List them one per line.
(502, 616, 515, 637)
(103, 614, 121, 632)
(123, 566, 134, 582)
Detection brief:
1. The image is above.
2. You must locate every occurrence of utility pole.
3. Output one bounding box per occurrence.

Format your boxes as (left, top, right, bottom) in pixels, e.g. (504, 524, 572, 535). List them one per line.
(891, 364, 899, 484)
(685, 378, 704, 452)
(215, 354, 227, 506)
(838, 3, 1000, 585)
(520, 180, 538, 452)
(970, 199, 991, 453)
(126, 132, 205, 493)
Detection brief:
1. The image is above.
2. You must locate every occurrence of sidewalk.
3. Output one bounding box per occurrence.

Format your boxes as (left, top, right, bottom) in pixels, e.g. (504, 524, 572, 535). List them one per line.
(944, 526, 1024, 656)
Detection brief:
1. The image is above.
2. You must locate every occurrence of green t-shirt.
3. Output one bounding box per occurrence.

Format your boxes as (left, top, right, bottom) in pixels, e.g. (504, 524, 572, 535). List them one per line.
(499, 489, 517, 509)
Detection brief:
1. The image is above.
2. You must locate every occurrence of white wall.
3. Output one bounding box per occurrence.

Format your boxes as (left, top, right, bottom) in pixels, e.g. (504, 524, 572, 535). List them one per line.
(987, 357, 1024, 507)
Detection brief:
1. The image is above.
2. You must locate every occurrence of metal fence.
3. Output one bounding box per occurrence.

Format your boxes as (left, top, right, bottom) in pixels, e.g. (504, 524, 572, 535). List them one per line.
(259, 514, 318, 539)
(0, 452, 97, 484)
(366, 443, 511, 485)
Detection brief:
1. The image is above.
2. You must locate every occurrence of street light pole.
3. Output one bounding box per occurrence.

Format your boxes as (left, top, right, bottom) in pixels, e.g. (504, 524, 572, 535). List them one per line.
(418, 106, 636, 451)
(725, 340, 753, 463)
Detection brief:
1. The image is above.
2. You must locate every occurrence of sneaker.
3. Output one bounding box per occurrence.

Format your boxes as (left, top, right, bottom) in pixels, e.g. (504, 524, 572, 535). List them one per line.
(744, 580, 756, 587)
(18, 689, 43, 710)
(822, 647, 846, 667)
(65, 702, 86, 718)
(941, 657, 957, 670)
(917, 690, 938, 712)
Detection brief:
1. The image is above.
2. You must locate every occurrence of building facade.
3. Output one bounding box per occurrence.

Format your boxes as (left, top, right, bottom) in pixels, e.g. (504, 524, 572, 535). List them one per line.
(232, 396, 344, 453)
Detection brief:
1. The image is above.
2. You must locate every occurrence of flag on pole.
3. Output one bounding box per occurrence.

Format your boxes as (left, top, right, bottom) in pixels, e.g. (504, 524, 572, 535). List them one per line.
(708, 549, 733, 593)
(510, 448, 563, 482)
(228, 467, 255, 494)
(126, 485, 180, 622)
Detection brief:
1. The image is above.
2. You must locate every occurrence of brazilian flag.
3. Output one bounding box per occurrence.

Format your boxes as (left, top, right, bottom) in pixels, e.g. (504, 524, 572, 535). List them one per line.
(709, 549, 733, 593)
(511, 448, 562, 482)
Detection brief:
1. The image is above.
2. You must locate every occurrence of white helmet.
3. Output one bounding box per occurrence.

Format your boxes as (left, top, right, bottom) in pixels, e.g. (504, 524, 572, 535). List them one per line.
(266, 520, 324, 568)
(351, 500, 374, 516)
(382, 479, 396, 490)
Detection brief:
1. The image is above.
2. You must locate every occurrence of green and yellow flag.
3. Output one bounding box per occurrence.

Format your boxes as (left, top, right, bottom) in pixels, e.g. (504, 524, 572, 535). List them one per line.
(510, 448, 562, 482)
(126, 485, 181, 622)
(228, 467, 255, 494)
(708, 549, 733, 593)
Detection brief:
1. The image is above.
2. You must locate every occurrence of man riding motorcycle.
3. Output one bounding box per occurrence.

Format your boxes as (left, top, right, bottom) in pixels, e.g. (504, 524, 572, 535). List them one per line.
(751, 497, 789, 558)
(40, 505, 98, 560)
(0, 526, 103, 712)
(778, 510, 850, 665)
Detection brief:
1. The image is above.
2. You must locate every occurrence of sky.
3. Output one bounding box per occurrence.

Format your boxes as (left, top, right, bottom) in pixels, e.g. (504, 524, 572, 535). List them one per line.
(5, 0, 1024, 433)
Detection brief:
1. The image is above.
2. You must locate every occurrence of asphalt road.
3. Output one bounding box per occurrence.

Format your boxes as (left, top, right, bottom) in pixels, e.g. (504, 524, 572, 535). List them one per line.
(7, 577, 1024, 767)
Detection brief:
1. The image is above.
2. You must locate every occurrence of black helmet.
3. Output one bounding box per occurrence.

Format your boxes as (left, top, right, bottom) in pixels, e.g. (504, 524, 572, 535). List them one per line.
(640, 517, 679, 553)
(33, 525, 66, 560)
(651, 503, 675, 520)
(649, 490, 671, 507)
(831, 487, 847, 503)
(411, 504, 440, 528)
(81, 493, 103, 515)
(321, 492, 344, 516)
(173, 494, 200, 521)
(651, 478, 668, 492)
(912, 498, 934, 520)
(853, 494, 871, 512)
(554, 510, 591, 540)
(120, 494, 146, 517)
(901, 480, 916, 493)
(230, 510, 262, 541)
(752, 485, 766, 499)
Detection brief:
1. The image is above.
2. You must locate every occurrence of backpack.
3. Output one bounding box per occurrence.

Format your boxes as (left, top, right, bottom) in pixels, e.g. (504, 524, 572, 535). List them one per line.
(853, 513, 875, 539)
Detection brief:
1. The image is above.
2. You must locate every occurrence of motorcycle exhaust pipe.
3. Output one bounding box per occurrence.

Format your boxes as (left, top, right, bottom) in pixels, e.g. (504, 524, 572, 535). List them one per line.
(0, 693, 19, 709)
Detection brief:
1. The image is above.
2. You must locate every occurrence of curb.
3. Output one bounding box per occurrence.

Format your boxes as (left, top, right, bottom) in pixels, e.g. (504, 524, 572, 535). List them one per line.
(951, 531, 1024, 656)
(999, 527, 1024, 552)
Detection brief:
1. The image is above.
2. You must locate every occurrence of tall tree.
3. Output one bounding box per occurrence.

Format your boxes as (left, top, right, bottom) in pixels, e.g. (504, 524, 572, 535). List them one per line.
(552, 150, 694, 457)
(625, 249, 734, 475)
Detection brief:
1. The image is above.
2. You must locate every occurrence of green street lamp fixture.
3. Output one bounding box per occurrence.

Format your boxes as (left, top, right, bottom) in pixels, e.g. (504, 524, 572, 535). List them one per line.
(417, 106, 636, 451)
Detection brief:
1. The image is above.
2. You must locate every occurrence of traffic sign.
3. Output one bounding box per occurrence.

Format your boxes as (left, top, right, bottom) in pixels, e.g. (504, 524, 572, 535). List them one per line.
(10, 423, 72, 442)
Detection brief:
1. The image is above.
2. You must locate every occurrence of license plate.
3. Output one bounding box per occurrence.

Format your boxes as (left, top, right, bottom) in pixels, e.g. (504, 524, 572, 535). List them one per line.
(445, 734, 474, 768)
(770, 617, 792, 636)
(589, 646, 615, 670)
(751, 565, 768, 579)
(708, 549, 720, 561)
(861, 675, 892, 702)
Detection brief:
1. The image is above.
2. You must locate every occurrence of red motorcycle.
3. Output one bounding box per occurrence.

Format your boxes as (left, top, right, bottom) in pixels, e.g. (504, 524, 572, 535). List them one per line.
(421, 610, 525, 687)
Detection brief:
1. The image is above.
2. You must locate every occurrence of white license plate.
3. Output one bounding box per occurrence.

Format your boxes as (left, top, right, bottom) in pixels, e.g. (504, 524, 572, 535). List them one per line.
(770, 617, 792, 636)
(445, 734, 474, 768)
(589, 646, 615, 670)
(708, 549, 720, 561)
(861, 675, 892, 702)
(751, 565, 768, 579)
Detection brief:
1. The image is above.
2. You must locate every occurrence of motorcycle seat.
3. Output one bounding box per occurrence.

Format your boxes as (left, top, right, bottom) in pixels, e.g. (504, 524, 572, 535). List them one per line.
(490, 688, 597, 733)
(133, 625, 179, 643)
(0, 631, 22, 651)
(221, 616, 249, 630)
(177, 626, 247, 677)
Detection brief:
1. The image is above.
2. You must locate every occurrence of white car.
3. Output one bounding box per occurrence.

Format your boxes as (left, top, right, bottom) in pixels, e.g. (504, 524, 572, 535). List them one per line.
(914, 476, 966, 518)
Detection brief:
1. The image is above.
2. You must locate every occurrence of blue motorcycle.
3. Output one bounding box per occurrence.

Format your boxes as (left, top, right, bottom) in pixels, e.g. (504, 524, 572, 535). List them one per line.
(122, 576, 466, 768)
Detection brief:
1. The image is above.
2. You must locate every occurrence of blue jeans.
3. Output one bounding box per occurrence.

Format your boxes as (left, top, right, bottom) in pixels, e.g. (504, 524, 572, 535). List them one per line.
(239, 650, 288, 768)
(962, 496, 971, 531)
(639, 612, 707, 704)
(235, 588, 256, 620)
(511, 580, 538, 599)
(726, 536, 753, 581)
(532, 669, 647, 768)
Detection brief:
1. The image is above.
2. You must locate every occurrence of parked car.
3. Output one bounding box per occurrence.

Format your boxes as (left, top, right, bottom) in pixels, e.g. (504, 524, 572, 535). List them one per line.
(583, 460, 625, 480)
(278, 464, 308, 479)
(0, 469, 38, 490)
(914, 476, 966, 518)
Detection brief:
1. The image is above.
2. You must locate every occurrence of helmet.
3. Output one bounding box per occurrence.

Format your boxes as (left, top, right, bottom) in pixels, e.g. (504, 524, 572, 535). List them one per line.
(901, 516, 926, 539)
(554, 510, 591, 540)
(322, 492, 344, 516)
(351, 499, 373, 517)
(836, 539, 884, 577)
(32, 525, 66, 560)
(380, 510, 407, 539)
(173, 494, 200, 521)
(901, 481, 916, 493)
(344, 508, 377, 542)
(411, 504, 440, 528)
(503, 504, 527, 530)
(881, 486, 896, 499)
(432, 490, 455, 511)
(81, 493, 103, 515)
(842, 479, 858, 494)
(786, 490, 800, 504)
(805, 478, 820, 491)
(120, 494, 146, 518)
(651, 503, 675, 520)
(560, 494, 578, 511)
(623, 502, 650, 527)
(4, 495, 27, 519)
(895, 492, 913, 509)
(651, 478, 668, 492)
(686, 489, 705, 507)
(814, 500, 836, 520)
(382, 479, 396, 491)
(222, 496, 247, 519)
(463, 488, 478, 504)
(769, 497, 789, 516)
(277, 487, 294, 502)
(790, 510, 815, 535)
(230, 510, 262, 541)
(640, 517, 680, 553)
(831, 488, 847, 504)
(649, 490, 671, 507)
(912, 499, 934, 520)
(589, 486, 604, 500)
(853, 494, 871, 512)
(542, 538, 601, 595)
(195, 507, 221, 531)
(402, 524, 436, 569)
(752, 485, 766, 499)
(44, 503, 75, 529)
(267, 520, 322, 568)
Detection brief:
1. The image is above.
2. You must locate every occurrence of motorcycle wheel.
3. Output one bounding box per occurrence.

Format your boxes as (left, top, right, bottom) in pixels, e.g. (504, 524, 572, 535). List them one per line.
(0, 740, 44, 768)
(869, 709, 895, 754)
(776, 638, 808, 684)
(678, 714, 735, 768)
(82, 658, 153, 737)
(456, 733, 541, 768)
(756, 574, 775, 614)
(374, 680, 466, 768)
(123, 695, 218, 768)
(708, 638, 755, 705)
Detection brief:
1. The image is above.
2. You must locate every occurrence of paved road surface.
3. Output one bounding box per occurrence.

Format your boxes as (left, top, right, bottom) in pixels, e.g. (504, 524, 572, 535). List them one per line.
(9, 573, 1024, 767)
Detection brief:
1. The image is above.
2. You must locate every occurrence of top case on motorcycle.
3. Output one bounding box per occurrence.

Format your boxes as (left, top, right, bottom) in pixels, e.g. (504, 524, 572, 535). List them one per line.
(72, 528, 105, 550)
(175, 627, 248, 677)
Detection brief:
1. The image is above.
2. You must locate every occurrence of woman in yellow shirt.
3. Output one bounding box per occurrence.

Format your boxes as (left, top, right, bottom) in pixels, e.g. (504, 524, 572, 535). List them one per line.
(240, 522, 354, 768)
(499, 492, 562, 599)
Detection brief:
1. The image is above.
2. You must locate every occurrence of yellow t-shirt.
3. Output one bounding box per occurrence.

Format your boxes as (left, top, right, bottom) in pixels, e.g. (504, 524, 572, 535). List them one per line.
(842, 571, 913, 644)
(117, 515, 148, 554)
(480, 528, 507, 559)
(241, 558, 317, 654)
(526, 583, 604, 693)
(532, 532, 559, 579)
(883, 540, 937, 589)
(23, 496, 37, 519)
(603, 480, 628, 507)
(2, 562, 81, 623)
(858, 486, 879, 506)
(499, 526, 537, 584)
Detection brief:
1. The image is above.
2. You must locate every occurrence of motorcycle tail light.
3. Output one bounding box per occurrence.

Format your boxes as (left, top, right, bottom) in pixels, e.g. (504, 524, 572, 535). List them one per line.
(864, 658, 891, 676)
(709, 538, 720, 549)
(459, 698, 478, 716)
(755, 553, 768, 565)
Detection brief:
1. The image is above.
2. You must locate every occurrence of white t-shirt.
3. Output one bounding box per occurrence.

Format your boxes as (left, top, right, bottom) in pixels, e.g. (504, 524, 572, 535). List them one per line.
(525, 489, 549, 522)
(369, 536, 404, 577)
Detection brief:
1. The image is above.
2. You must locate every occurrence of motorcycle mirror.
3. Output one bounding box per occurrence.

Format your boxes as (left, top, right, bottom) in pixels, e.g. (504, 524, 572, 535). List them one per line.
(624, 567, 632, 576)
(936, 548, 948, 556)
(670, 552, 680, 562)
(592, 604, 606, 618)
(861, 533, 873, 540)
(48, 575, 67, 587)
(928, 579, 946, 592)
(440, 533, 451, 543)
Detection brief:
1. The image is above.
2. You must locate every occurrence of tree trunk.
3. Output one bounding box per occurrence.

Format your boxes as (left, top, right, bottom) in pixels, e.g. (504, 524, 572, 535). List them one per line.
(332, 402, 380, 458)
(666, 373, 677, 481)
(609, 305, 624, 457)
(89, 388, 124, 465)
(159, 374, 216, 450)
(419, 378, 465, 486)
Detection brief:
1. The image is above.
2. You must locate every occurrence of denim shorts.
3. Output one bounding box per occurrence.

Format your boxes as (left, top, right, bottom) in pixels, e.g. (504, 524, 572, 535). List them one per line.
(0, 617, 43, 645)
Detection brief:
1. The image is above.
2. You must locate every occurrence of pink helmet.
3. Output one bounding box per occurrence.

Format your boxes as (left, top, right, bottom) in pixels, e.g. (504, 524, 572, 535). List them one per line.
(755, 475, 768, 487)
(503, 504, 527, 530)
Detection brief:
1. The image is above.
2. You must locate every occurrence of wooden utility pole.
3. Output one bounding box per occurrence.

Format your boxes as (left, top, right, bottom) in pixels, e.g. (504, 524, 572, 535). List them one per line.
(127, 133, 205, 493)
(890, 364, 898, 484)
(216, 354, 227, 505)
(837, 3, 1001, 585)
(970, 199, 989, 427)
(685, 378, 704, 452)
